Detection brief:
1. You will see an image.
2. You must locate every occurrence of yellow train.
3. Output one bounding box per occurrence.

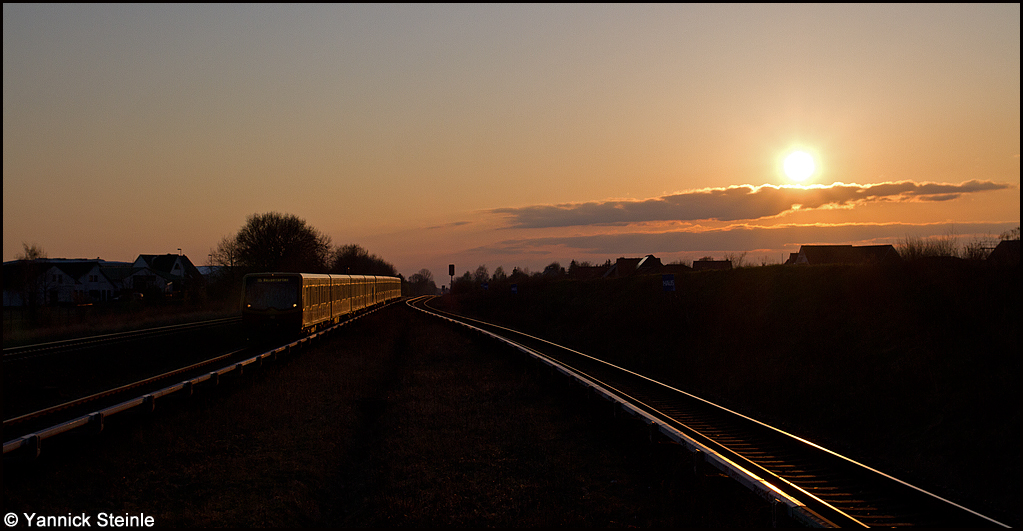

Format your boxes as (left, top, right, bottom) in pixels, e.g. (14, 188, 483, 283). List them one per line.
(241, 272, 401, 337)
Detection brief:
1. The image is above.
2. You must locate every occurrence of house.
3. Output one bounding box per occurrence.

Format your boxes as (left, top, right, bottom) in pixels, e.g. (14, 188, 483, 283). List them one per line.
(105, 264, 169, 297)
(660, 262, 694, 276)
(603, 255, 663, 278)
(50, 260, 121, 304)
(3, 260, 45, 307)
(565, 255, 692, 279)
(987, 239, 1020, 267)
(133, 254, 203, 280)
(131, 254, 205, 298)
(567, 260, 610, 280)
(691, 259, 732, 271)
(785, 245, 900, 265)
(3, 253, 205, 307)
(2, 258, 128, 306)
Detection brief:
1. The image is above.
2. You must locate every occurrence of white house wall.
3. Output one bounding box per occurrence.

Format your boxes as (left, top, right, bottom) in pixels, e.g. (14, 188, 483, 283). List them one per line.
(81, 264, 117, 302)
(42, 265, 78, 304)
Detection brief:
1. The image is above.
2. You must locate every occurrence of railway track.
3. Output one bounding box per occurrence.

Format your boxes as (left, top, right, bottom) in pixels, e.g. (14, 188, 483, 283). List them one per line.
(3, 315, 242, 361)
(3, 303, 396, 458)
(3, 315, 272, 456)
(410, 295, 1010, 528)
(4, 345, 256, 439)
(4, 315, 247, 421)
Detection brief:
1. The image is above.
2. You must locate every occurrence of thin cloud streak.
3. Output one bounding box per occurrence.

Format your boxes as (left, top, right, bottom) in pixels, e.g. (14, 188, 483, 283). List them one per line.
(492, 180, 1013, 229)
(426, 220, 472, 230)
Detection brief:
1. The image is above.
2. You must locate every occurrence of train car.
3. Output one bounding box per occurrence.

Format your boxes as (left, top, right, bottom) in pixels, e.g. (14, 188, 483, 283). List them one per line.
(241, 272, 401, 338)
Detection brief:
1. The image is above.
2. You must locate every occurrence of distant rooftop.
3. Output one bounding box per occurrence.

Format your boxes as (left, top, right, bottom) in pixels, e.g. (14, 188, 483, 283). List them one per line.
(786, 244, 900, 265)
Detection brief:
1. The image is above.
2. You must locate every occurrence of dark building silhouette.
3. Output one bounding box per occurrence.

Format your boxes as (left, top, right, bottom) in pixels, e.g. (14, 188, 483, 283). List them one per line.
(987, 239, 1020, 267)
(785, 245, 900, 265)
(3, 253, 204, 306)
(692, 259, 732, 271)
(603, 255, 663, 277)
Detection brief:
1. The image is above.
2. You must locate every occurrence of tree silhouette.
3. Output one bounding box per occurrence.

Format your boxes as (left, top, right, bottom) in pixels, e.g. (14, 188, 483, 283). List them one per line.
(329, 244, 397, 276)
(16, 242, 46, 261)
(210, 235, 241, 270)
(230, 212, 332, 273)
(13, 242, 49, 315)
(473, 264, 490, 284)
(542, 261, 565, 277)
(408, 268, 437, 295)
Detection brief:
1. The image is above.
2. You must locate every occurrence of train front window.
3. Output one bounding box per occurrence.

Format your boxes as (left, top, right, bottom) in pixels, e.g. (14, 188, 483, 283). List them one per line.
(245, 277, 299, 310)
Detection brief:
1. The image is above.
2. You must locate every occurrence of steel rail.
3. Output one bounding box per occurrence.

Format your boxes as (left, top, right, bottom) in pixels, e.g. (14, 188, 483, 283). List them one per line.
(3, 300, 398, 458)
(3, 315, 242, 360)
(4, 348, 246, 428)
(410, 295, 1010, 528)
(405, 296, 839, 526)
(3, 345, 286, 458)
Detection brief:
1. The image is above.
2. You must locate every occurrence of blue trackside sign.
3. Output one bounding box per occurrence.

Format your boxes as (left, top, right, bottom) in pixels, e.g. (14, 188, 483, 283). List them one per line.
(662, 274, 675, 292)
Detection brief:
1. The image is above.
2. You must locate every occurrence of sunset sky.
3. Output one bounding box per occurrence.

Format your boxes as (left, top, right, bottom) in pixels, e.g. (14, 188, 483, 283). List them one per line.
(4, 4, 1019, 283)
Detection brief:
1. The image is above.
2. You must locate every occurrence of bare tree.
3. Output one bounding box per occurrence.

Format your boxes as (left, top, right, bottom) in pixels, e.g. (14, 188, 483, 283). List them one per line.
(510, 266, 530, 281)
(16, 242, 47, 261)
(232, 212, 332, 273)
(491, 266, 507, 283)
(410, 268, 434, 284)
(723, 251, 748, 268)
(452, 270, 474, 293)
(408, 268, 437, 295)
(206, 234, 245, 300)
(330, 244, 397, 276)
(13, 243, 49, 316)
(542, 261, 565, 277)
(473, 264, 490, 284)
(210, 235, 240, 270)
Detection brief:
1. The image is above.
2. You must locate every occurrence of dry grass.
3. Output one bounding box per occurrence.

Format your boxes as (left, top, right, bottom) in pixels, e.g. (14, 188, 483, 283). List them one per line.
(896, 227, 1010, 261)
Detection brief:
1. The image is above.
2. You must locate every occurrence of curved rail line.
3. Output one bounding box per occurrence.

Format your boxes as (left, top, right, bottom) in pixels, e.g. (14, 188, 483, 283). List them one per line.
(409, 295, 1010, 528)
(3, 316, 243, 361)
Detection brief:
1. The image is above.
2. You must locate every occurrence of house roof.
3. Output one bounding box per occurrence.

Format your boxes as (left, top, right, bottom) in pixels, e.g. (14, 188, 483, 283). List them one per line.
(603, 255, 663, 277)
(795, 245, 900, 265)
(636, 255, 662, 271)
(3, 259, 131, 292)
(2, 260, 35, 290)
(51, 261, 100, 282)
(568, 264, 607, 279)
(99, 265, 138, 282)
(988, 239, 1020, 266)
(134, 254, 204, 280)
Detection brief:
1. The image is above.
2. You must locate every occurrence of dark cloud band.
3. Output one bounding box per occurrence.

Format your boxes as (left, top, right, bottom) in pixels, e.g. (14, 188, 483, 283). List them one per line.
(492, 180, 1012, 229)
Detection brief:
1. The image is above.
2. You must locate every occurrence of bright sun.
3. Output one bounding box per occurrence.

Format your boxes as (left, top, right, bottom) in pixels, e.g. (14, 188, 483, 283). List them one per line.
(783, 151, 816, 182)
